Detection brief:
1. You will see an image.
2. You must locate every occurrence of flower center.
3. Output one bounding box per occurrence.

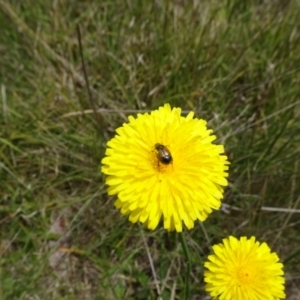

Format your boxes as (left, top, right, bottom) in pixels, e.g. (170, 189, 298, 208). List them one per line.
(152, 158, 173, 173)
(236, 267, 254, 286)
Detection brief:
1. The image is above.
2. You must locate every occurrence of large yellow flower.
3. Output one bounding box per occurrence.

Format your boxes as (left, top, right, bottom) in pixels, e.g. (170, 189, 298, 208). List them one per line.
(101, 104, 229, 232)
(204, 236, 286, 299)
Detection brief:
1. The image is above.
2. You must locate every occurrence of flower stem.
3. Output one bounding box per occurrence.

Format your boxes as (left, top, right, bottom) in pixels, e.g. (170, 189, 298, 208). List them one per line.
(179, 232, 191, 300)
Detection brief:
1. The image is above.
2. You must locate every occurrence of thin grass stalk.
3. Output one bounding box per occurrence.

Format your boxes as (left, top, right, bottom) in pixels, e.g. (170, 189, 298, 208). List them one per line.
(179, 232, 191, 300)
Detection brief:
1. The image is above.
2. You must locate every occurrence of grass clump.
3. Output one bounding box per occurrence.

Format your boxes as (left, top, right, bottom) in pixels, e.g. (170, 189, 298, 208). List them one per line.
(1, 0, 300, 299)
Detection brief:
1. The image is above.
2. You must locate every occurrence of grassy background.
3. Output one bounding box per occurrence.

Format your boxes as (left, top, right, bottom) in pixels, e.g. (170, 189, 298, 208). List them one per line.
(1, 0, 300, 299)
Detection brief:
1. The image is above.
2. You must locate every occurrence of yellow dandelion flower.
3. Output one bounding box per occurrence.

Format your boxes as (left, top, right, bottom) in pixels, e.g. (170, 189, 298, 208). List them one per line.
(101, 103, 229, 232)
(204, 236, 286, 300)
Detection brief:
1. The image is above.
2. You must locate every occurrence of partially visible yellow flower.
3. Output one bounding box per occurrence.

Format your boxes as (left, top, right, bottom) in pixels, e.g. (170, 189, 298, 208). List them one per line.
(101, 104, 229, 232)
(204, 236, 285, 300)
